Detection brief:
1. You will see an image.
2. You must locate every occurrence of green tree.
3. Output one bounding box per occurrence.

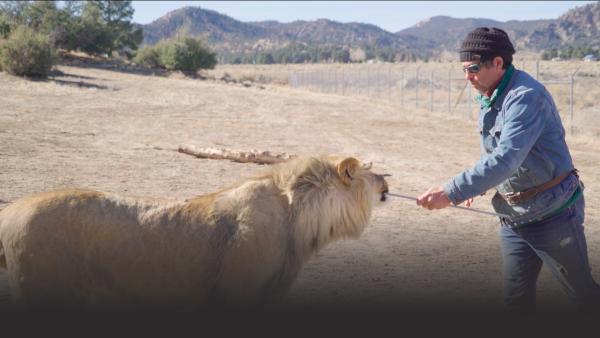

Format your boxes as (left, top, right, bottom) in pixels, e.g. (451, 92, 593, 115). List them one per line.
(0, 12, 10, 38)
(76, 2, 112, 55)
(89, 1, 141, 57)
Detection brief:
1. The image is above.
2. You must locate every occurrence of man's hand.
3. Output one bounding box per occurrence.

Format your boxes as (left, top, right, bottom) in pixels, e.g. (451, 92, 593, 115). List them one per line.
(416, 186, 451, 210)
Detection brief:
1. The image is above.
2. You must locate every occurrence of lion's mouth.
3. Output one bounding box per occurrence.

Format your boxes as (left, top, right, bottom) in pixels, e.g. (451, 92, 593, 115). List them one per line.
(380, 189, 389, 202)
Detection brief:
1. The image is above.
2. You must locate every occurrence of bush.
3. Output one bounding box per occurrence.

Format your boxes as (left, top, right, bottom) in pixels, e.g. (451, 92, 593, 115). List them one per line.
(148, 36, 217, 72)
(0, 13, 10, 39)
(0, 25, 55, 77)
(132, 45, 160, 68)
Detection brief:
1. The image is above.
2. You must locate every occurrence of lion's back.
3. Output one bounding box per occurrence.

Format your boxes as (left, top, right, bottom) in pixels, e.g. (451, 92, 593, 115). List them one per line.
(0, 189, 221, 306)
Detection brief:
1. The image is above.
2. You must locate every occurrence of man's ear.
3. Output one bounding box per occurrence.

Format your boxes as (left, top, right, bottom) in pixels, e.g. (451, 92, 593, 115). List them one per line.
(337, 157, 360, 186)
(494, 56, 504, 70)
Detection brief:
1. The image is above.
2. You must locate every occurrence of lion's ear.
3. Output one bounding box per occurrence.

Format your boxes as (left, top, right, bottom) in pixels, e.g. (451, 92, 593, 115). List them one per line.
(337, 157, 360, 186)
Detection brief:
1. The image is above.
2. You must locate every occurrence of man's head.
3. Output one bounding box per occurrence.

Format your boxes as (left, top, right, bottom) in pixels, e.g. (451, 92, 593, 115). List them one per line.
(459, 27, 515, 95)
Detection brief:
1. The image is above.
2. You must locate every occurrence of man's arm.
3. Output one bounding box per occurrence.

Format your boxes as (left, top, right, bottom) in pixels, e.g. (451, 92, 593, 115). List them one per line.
(419, 89, 547, 209)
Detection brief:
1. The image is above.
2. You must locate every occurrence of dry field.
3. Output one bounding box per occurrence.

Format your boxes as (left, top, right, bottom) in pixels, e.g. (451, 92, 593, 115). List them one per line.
(208, 60, 600, 137)
(1, 60, 599, 312)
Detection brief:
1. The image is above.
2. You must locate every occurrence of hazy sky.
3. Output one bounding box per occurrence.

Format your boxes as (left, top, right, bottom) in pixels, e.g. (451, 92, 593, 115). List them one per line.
(131, 1, 597, 32)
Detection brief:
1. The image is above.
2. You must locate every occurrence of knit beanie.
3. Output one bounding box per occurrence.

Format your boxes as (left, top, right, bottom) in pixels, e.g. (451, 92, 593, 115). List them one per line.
(459, 27, 515, 64)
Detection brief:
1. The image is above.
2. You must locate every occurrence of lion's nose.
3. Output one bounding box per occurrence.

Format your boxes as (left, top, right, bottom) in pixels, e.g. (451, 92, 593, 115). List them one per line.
(380, 189, 389, 202)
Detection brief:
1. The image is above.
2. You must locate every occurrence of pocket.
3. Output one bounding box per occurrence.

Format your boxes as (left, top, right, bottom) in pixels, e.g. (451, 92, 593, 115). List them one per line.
(490, 124, 502, 138)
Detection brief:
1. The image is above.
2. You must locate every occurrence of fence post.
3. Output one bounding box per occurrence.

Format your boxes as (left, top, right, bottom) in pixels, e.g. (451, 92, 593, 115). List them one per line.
(448, 65, 452, 114)
(388, 64, 392, 102)
(375, 67, 381, 98)
(416, 66, 419, 108)
(467, 83, 472, 119)
(366, 64, 370, 97)
(536, 59, 540, 80)
(570, 66, 581, 136)
(401, 66, 405, 109)
(334, 67, 338, 95)
(430, 70, 434, 111)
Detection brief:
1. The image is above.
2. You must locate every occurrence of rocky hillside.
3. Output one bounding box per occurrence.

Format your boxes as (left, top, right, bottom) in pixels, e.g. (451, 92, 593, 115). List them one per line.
(524, 1, 600, 49)
(141, 2, 600, 60)
(397, 16, 551, 52)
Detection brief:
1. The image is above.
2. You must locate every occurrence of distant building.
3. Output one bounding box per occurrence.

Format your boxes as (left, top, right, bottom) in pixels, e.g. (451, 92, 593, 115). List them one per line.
(583, 54, 597, 62)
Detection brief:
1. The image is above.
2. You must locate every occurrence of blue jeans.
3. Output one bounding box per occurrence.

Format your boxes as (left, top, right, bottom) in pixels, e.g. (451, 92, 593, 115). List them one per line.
(500, 195, 600, 312)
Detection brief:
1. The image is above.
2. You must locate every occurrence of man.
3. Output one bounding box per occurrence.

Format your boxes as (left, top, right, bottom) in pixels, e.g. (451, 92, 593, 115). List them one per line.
(416, 27, 600, 312)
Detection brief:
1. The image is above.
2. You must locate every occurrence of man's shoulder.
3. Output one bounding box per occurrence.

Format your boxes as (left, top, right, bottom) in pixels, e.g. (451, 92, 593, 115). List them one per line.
(506, 69, 546, 101)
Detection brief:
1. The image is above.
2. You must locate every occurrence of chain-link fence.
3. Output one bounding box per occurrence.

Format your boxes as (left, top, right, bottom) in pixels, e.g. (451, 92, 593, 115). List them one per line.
(287, 61, 600, 136)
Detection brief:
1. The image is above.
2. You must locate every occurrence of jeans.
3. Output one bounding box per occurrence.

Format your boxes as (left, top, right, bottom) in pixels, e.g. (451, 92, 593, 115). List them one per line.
(500, 195, 600, 312)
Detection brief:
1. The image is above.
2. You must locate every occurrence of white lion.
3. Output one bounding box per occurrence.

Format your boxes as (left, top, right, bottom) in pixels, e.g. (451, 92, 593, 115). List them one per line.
(0, 155, 389, 309)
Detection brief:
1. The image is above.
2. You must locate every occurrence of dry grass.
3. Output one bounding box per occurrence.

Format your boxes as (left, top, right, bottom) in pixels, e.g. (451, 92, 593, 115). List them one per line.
(208, 60, 600, 136)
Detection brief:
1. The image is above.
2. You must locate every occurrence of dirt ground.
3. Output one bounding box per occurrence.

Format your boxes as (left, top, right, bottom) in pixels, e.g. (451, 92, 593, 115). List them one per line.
(1, 63, 599, 311)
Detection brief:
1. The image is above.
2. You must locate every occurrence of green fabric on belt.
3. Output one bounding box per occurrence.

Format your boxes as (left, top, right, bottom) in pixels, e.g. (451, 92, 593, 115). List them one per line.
(517, 185, 583, 228)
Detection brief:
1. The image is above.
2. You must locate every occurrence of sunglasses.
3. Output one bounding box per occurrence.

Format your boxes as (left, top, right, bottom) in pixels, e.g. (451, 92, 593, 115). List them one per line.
(463, 63, 481, 74)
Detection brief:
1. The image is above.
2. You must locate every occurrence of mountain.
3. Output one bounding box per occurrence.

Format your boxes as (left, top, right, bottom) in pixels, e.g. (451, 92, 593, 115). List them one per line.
(142, 7, 271, 48)
(523, 1, 600, 49)
(142, 6, 435, 60)
(141, 2, 600, 62)
(397, 16, 552, 52)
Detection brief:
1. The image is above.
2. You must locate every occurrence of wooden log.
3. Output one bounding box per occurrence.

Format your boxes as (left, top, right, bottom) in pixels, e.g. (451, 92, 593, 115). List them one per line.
(178, 145, 295, 165)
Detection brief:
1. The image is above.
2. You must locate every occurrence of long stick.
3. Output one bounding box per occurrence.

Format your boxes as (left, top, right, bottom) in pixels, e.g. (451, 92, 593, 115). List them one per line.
(386, 192, 509, 218)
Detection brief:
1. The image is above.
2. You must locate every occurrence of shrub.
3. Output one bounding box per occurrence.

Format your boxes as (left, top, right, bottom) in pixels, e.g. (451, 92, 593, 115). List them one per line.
(132, 45, 160, 68)
(0, 13, 10, 39)
(0, 25, 55, 77)
(151, 37, 217, 72)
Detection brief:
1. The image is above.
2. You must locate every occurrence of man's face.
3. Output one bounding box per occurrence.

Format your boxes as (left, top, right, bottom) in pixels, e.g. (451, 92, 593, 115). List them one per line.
(462, 57, 505, 95)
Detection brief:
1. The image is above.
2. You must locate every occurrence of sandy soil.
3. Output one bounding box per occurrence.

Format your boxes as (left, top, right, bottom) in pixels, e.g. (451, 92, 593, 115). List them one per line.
(1, 63, 599, 311)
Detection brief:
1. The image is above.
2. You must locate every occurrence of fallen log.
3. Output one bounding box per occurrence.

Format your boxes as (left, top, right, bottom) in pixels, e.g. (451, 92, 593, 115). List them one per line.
(178, 145, 295, 165)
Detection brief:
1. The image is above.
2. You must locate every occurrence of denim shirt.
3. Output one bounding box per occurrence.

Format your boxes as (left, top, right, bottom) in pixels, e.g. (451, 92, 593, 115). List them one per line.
(443, 69, 579, 226)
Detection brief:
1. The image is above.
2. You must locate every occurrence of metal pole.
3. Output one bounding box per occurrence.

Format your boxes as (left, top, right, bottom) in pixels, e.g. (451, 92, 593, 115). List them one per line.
(334, 67, 338, 94)
(342, 67, 346, 96)
(448, 65, 452, 114)
(376, 65, 381, 98)
(430, 70, 434, 111)
(366, 64, 370, 97)
(388, 64, 392, 102)
(385, 192, 510, 218)
(401, 66, 405, 109)
(570, 65, 581, 135)
(570, 74, 574, 136)
(467, 83, 472, 119)
(416, 66, 419, 108)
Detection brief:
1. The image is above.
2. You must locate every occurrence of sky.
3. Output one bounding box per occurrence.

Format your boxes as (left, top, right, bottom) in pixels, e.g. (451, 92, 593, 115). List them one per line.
(131, 1, 597, 32)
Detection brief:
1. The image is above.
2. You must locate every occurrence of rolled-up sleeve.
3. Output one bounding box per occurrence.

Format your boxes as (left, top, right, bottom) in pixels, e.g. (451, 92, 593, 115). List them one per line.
(443, 89, 546, 205)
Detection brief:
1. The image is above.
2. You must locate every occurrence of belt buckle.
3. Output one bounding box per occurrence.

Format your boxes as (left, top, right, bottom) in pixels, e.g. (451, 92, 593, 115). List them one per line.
(504, 192, 522, 205)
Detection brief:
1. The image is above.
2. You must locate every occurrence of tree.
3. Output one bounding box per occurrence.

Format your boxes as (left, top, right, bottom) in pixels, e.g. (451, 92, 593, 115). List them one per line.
(258, 52, 274, 64)
(350, 47, 366, 63)
(0, 12, 9, 38)
(89, 1, 140, 57)
(76, 2, 112, 55)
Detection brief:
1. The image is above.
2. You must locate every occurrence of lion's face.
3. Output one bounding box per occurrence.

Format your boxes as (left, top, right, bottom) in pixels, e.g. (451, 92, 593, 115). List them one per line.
(335, 157, 389, 205)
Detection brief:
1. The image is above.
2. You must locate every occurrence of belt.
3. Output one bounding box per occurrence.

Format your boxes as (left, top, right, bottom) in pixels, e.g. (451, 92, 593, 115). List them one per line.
(501, 169, 578, 205)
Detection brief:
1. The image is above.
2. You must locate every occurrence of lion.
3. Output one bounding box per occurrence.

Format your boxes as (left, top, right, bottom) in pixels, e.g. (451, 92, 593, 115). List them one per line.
(0, 155, 389, 310)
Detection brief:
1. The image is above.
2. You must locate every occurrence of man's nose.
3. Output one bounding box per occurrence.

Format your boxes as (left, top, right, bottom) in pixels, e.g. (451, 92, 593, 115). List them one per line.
(464, 72, 474, 80)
